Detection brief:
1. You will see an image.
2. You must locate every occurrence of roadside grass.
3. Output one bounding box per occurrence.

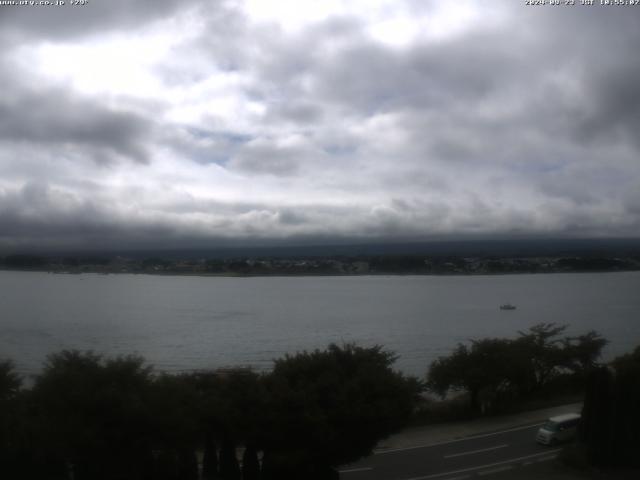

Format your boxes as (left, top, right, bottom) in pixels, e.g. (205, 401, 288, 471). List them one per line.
(410, 374, 585, 427)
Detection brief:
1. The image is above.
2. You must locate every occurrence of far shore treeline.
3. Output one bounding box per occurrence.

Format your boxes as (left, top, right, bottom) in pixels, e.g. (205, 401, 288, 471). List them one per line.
(1, 325, 639, 479)
(2, 249, 640, 276)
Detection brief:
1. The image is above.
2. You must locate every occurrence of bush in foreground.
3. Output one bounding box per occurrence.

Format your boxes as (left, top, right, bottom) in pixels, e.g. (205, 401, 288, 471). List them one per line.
(426, 323, 607, 414)
(261, 344, 422, 478)
(0, 344, 422, 480)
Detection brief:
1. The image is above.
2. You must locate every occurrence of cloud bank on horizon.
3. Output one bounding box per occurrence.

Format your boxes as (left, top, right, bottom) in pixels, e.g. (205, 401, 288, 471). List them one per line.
(0, 0, 639, 251)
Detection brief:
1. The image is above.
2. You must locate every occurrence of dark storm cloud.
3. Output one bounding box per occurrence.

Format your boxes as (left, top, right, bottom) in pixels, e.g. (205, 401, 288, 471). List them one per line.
(0, 0, 187, 40)
(0, 182, 215, 250)
(0, 87, 152, 164)
(266, 101, 325, 125)
(530, 7, 640, 150)
(308, 35, 522, 115)
(577, 61, 640, 149)
(243, 3, 640, 160)
(0, 182, 118, 248)
(1, 0, 640, 250)
(180, 1, 252, 72)
(228, 136, 327, 176)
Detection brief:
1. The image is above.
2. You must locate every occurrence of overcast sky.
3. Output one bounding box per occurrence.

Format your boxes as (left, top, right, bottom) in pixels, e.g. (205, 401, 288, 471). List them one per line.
(0, 0, 639, 251)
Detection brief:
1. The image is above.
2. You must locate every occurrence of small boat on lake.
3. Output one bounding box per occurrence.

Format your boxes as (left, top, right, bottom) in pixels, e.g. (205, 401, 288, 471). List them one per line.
(500, 303, 516, 310)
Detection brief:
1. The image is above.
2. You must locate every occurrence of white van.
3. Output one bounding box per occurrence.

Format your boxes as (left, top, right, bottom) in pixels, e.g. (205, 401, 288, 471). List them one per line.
(536, 413, 581, 445)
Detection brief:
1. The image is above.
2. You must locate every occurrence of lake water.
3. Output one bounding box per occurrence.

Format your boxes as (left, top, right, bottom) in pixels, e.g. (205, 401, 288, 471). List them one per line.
(1, 270, 639, 378)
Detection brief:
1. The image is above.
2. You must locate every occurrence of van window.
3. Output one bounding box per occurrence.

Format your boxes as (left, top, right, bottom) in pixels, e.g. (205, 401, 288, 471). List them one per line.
(543, 421, 559, 432)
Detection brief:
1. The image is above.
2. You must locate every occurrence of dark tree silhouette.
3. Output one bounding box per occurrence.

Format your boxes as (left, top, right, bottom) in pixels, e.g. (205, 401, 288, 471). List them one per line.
(178, 449, 199, 480)
(581, 346, 640, 467)
(562, 331, 609, 375)
(2, 344, 420, 479)
(241, 444, 260, 480)
(0, 360, 23, 478)
(427, 338, 530, 412)
(0, 359, 21, 400)
(516, 323, 569, 389)
(29, 351, 155, 480)
(202, 433, 219, 480)
(581, 366, 615, 466)
(261, 343, 422, 478)
(147, 373, 202, 479)
(188, 368, 266, 479)
(427, 324, 608, 413)
(219, 436, 241, 480)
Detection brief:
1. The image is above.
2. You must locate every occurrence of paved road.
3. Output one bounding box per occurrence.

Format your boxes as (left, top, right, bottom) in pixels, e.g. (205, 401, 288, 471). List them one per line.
(339, 423, 562, 480)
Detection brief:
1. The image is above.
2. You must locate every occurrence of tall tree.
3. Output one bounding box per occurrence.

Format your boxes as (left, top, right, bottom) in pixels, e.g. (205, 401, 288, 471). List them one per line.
(0, 360, 23, 478)
(581, 366, 615, 466)
(218, 436, 241, 480)
(261, 343, 422, 478)
(147, 372, 201, 477)
(516, 323, 568, 389)
(427, 338, 529, 412)
(581, 347, 640, 468)
(562, 331, 608, 375)
(0, 359, 21, 401)
(241, 444, 260, 480)
(201, 433, 219, 480)
(427, 325, 608, 413)
(189, 368, 266, 479)
(30, 351, 155, 480)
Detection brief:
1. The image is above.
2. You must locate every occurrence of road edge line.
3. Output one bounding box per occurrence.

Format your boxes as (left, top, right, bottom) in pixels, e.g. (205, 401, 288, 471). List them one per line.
(375, 422, 545, 455)
(402, 449, 561, 480)
(443, 444, 509, 459)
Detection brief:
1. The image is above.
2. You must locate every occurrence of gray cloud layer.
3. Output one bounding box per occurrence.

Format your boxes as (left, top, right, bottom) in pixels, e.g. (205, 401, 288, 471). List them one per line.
(0, 1, 639, 251)
(0, 87, 152, 164)
(0, 0, 183, 39)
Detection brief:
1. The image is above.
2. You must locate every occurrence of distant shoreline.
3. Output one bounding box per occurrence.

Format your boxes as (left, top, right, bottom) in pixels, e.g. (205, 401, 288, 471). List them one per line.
(2, 251, 639, 277)
(1, 267, 639, 278)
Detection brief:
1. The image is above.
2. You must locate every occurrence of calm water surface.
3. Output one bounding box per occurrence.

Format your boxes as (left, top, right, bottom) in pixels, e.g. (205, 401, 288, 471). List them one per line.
(1, 271, 639, 377)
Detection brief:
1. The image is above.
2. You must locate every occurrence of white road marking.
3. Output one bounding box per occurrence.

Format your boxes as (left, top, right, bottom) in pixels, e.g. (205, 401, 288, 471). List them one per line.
(478, 465, 514, 475)
(535, 455, 558, 463)
(402, 449, 562, 480)
(339, 467, 373, 474)
(444, 444, 508, 459)
(376, 423, 545, 454)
